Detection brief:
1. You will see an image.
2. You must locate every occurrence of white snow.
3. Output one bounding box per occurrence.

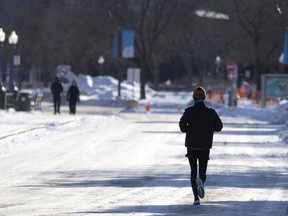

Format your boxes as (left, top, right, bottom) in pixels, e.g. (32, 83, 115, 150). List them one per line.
(0, 75, 287, 216)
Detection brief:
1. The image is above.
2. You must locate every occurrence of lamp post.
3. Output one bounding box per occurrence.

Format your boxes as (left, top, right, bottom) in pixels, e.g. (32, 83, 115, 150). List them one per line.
(215, 55, 221, 77)
(0, 28, 5, 83)
(98, 55, 105, 75)
(8, 30, 18, 92)
(0, 28, 6, 109)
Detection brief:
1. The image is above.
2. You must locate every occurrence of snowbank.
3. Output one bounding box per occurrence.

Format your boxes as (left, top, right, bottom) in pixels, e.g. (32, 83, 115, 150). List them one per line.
(15, 74, 288, 144)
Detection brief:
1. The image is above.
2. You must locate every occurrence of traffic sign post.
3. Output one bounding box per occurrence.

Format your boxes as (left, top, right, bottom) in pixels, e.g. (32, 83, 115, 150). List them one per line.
(226, 61, 237, 107)
(226, 61, 236, 81)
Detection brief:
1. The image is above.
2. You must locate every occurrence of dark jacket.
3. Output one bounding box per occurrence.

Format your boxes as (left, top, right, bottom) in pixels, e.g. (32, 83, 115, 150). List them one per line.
(50, 81, 63, 97)
(66, 84, 80, 103)
(179, 101, 223, 149)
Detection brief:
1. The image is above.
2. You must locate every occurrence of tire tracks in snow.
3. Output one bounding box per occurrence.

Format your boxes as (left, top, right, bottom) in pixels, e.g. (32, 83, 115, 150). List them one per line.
(0, 120, 75, 141)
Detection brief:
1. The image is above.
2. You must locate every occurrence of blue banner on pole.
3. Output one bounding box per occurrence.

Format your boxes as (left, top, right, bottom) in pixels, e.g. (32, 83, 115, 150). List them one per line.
(122, 29, 134, 58)
(282, 28, 288, 64)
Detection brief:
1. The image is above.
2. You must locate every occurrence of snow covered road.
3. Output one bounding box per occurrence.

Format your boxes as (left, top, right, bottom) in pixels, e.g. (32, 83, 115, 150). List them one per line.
(0, 109, 287, 216)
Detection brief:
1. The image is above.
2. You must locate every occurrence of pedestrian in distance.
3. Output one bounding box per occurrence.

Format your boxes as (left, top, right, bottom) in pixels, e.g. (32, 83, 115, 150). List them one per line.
(50, 77, 63, 114)
(179, 86, 223, 206)
(66, 80, 80, 115)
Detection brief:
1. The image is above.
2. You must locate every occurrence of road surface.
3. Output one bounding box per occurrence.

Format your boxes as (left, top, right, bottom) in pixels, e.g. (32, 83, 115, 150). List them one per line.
(0, 107, 287, 215)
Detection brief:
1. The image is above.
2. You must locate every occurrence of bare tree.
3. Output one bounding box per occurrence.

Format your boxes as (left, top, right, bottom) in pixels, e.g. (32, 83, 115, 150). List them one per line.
(128, 0, 179, 99)
(232, 0, 282, 89)
(0, 0, 285, 91)
(41, 0, 115, 75)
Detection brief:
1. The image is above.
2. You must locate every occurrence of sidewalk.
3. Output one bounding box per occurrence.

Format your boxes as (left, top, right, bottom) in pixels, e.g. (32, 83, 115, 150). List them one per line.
(41, 101, 122, 115)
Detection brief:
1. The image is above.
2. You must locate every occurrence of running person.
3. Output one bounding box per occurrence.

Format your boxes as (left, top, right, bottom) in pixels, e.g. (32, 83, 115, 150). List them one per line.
(179, 86, 223, 206)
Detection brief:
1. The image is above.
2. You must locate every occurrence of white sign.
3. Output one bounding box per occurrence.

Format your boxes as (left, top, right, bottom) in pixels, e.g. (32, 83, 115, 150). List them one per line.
(127, 68, 140, 83)
(14, 55, 21, 66)
(57, 65, 71, 78)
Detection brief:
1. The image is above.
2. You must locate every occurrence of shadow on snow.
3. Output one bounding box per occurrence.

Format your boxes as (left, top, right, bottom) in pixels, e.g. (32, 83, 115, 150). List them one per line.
(17, 168, 287, 190)
(72, 200, 288, 215)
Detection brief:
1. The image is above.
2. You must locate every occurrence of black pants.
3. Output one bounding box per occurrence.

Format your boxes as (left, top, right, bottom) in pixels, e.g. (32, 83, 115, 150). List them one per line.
(69, 101, 77, 114)
(53, 95, 61, 114)
(186, 148, 210, 200)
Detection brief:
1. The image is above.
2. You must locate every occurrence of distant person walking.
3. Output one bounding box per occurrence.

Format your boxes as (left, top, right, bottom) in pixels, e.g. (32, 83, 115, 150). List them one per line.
(66, 80, 80, 115)
(50, 77, 63, 114)
(179, 86, 223, 206)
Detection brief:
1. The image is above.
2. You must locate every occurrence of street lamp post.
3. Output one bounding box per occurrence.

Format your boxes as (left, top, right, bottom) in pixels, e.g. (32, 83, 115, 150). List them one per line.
(215, 55, 221, 78)
(8, 30, 18, 92)
(0, 28, 6, 109)
(98, 55, 105, 75)
(0, 28, 5, 83)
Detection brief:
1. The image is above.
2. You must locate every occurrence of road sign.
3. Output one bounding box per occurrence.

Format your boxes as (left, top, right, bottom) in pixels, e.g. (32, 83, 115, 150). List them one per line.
(227, 61, 236, 81)
(227, 61, 236, 72)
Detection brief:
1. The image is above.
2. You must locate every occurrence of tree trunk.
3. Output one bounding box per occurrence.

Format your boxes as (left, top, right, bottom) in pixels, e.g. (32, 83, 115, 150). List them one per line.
(254, 41, 262, 90)
(140, 58, 148, 99)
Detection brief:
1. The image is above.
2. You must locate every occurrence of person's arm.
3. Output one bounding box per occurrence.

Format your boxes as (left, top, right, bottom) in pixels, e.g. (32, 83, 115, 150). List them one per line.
(77, 87, 80, 102)
(50, 83, 54, 94)
(179, 110, 189, 132)
(66, 88, 71, 101)
(60, 84, 63, 93)
(214, 111, 223, 132)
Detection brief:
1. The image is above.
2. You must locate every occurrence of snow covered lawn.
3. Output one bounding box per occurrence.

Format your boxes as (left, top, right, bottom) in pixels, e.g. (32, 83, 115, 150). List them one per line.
(0, 103, 287, 215)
